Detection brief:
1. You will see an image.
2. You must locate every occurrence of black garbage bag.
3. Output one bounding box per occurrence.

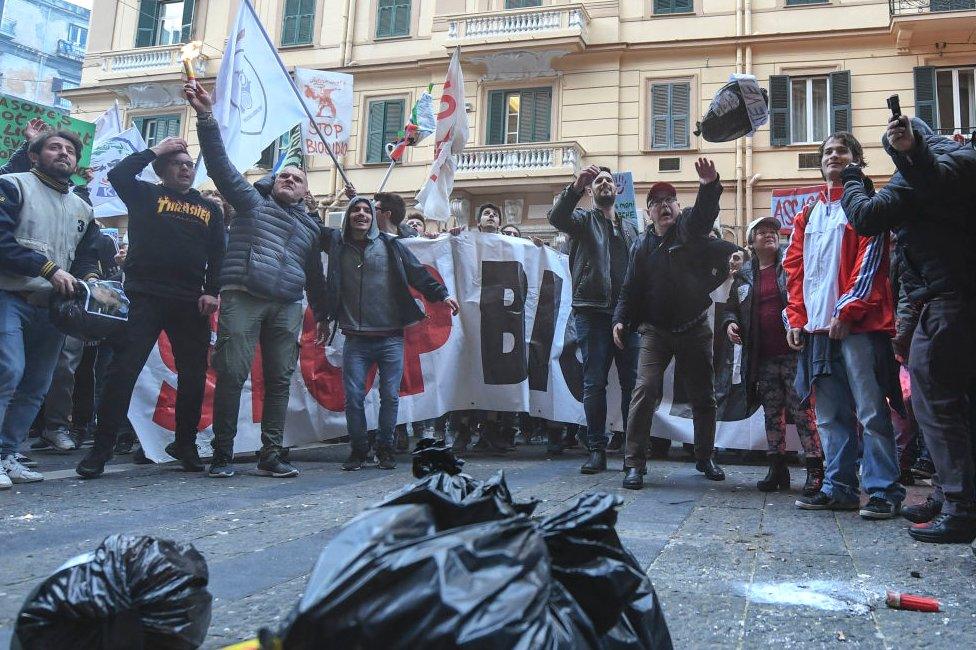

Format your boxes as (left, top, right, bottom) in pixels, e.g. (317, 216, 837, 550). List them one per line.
(13, 534, 212, 650)
(278, 503, 599, 649)
(49, 280, 130, 342)
(411, 436, 465, 478)
(383, 468, 539, 529)
(694, 76, 769, 143)
(540, 494, 673, 650)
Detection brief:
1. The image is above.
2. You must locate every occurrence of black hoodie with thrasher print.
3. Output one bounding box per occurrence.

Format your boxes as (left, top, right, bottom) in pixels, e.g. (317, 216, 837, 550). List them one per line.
(108, 149, 225, 301)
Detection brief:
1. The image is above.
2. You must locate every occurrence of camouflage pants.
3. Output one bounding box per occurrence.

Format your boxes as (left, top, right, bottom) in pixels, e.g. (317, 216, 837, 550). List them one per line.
(757, 354, 822, 457)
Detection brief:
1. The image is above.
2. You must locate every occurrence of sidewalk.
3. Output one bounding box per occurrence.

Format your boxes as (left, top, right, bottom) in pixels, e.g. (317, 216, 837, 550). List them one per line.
(0, 447, 973, 648)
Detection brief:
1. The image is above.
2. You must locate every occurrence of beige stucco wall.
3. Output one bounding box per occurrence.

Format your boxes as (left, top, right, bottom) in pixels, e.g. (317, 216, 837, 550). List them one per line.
(66, 0, 976, 238)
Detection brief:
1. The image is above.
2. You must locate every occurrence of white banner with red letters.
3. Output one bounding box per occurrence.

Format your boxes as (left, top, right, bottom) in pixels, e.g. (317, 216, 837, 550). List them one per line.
(130, 233, 797, 462)
(770, 185, 825, 232)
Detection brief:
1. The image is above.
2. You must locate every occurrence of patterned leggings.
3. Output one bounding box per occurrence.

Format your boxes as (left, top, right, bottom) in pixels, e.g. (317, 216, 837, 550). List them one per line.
(757, 354, 823, 457)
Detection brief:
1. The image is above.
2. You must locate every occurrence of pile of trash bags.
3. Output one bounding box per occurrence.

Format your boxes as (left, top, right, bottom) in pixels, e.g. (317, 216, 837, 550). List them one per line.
(13, 534, 212, 650)
(265, 440, 672, 649)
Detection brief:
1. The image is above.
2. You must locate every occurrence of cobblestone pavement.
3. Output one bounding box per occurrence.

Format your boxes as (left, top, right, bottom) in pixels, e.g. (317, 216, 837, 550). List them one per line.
(1, 445, 975, 648)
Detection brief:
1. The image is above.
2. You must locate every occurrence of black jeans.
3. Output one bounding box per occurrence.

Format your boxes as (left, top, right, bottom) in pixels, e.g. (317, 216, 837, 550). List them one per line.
(908, 297, 976, 517)
(93, 293, 210, 452)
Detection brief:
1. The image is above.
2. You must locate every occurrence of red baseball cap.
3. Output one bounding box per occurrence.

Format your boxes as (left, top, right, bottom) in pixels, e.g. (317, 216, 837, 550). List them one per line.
(647, 182, 677, 201)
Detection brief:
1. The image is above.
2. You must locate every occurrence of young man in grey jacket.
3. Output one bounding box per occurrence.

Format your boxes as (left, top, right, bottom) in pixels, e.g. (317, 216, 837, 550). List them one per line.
(319, 197, 458, 471)
(186, 83, 328, 479)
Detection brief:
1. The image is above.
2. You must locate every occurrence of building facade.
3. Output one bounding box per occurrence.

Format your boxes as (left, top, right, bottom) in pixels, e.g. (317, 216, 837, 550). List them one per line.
(65, 0, 976, 240)
(0, 0, 90, 108)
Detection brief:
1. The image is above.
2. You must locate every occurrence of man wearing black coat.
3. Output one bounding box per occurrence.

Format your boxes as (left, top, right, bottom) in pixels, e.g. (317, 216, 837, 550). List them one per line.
(548, 165, 640, 475)
(613, 158, 734, 489)
(842, 117, 976, 544)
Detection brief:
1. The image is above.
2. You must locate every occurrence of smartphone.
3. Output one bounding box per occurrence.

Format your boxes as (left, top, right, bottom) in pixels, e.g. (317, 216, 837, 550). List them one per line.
(887, 94, 901, 119)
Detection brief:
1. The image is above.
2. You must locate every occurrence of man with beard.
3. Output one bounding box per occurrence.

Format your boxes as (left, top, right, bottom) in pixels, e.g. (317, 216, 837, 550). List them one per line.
(319, 197, 458, 471)
(0, 130, 101, 488)
(76, 137, 225, 479)
(613, 159, 731, 489)
(549, 165, 639, 474)
(186, 82, 328, 479)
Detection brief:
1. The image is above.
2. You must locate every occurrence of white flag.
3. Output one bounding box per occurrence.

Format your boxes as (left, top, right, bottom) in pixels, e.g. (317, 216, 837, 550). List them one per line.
(93, 101, 122, 142)
(89, 128, 160, 218)
(415, 49, 469, 222)
(193, 0, 306, 186)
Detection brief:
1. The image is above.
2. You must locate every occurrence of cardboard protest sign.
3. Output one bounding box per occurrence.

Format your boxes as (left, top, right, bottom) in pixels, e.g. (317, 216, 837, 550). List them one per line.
(771, 185, 825, 232)
(0, 93, 96, 180)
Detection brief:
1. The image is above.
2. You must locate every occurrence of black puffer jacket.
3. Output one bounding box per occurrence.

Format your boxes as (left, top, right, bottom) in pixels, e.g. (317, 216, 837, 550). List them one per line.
(547, 185, 639, 310)
(197, 115, 327, 319)
(841, 118, 974, 303)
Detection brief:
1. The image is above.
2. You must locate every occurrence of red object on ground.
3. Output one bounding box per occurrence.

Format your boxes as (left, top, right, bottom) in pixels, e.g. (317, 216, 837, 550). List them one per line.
(885, 591, 941, 612)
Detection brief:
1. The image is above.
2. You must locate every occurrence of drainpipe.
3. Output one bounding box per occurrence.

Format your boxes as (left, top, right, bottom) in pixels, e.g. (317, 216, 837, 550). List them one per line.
(745, 44, 754, 235)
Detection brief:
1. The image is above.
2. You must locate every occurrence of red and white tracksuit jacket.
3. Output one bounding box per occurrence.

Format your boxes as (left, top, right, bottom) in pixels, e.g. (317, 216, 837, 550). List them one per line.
(783, 186, 895, 336)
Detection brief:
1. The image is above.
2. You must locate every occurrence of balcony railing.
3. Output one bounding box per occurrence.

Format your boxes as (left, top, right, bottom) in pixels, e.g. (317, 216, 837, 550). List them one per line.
(57, 40, 85, 60)
(890, 0, 975, 14)
(457, 142, 584, 175)
(447, 4, 589, 42)
(104, 44, 207, 76)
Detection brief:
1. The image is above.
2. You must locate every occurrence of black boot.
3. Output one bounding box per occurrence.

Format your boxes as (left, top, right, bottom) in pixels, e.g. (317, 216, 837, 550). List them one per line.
(76, 446, 113, 479)
(802, 457, 825, 497)
(580, 450, 607, 475)
(623, 467, 644, 490)
(695, 456, 726, 481)
(757, 454, 790, 492)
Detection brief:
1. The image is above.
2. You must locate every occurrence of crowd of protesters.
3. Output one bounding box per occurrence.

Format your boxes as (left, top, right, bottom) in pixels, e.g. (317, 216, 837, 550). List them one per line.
(0, 82, 973, 547)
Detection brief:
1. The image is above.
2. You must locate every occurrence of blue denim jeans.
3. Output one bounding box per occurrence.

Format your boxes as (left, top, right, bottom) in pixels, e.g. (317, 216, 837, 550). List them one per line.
(574, 310, 638, 452)
(0, 290, 65, 457)
(813, 333, 905, 505)
(343, 334, 404, 453)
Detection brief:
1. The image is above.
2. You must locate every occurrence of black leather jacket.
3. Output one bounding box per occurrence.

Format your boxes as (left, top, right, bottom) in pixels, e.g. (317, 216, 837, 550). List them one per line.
(547, 184, 639, 310)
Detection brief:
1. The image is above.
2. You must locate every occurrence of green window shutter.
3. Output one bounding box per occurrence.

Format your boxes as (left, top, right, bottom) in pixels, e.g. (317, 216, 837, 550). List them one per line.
(650, 83, 670, 149)
(135, 0, 159, 47)
(382, 100, 405, 162)
(769, 75, 790, 147)
(486, 90, 506, 145)
(366, 102, 386, 163)
(282, 0, 315, 46)
(505, 0, 542, 8)
(516, 88, 551, 143)
(532, 88, 552, 142)
(180, 0, 195, 43)
(655, 0, 691, 15)
(828, 70, 851, 133)
(913, 66, 937, 131)
(377, 0, 410, 39)
(671, 82, 690, 148)
(365, 100, 404, 163)
(165, 115, 181, 139)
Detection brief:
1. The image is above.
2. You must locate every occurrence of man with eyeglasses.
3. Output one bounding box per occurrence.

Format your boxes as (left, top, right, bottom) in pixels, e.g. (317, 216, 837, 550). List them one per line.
(614, 159, 733, 489)
(549, 165, 640, 475)
(77, 137, 225, 478)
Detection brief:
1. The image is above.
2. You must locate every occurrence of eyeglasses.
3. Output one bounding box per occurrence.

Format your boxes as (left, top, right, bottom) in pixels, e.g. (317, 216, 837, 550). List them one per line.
(647, 196, 675, 207)
(168, 160, 195, 170)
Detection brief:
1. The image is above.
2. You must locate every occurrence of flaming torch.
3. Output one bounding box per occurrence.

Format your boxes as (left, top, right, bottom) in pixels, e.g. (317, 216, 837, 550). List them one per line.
(180, 41, 202, 85)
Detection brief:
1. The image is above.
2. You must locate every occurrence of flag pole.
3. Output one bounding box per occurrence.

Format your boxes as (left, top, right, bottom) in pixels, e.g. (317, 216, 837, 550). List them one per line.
(377, 144, 397, 192)
(241, 0, 352, 187)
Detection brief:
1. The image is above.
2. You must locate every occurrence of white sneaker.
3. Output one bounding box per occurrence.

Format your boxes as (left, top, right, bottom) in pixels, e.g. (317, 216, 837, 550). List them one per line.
(14, 452, 38, 468)
(41, 427, 76, 452)
(0, 464, 11, 490)
(1, 455, 43, 483)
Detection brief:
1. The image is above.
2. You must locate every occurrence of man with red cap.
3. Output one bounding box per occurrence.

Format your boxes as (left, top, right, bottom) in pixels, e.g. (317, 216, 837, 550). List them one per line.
(613, 158, 735, 489)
